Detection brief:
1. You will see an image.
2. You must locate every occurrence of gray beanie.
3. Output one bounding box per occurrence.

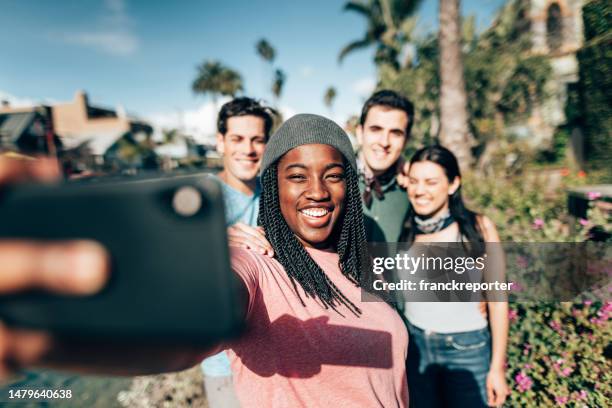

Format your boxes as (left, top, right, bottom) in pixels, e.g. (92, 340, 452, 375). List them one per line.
(260, 113, 356, 175)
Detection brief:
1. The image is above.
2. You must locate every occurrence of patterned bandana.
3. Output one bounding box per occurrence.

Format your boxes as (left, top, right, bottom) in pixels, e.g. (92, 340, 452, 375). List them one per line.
(414, 209, 455, 234)
(358, 154, 406, 209)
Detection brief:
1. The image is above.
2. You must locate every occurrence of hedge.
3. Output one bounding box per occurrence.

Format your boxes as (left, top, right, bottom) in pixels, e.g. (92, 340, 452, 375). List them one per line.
(577, 0, 612, 171)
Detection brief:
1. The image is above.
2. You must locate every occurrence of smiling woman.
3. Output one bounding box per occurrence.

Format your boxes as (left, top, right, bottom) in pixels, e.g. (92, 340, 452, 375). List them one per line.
(277, 145, 346, 250)
(211, 114, 409, 407)
(400, 145, 510, 408)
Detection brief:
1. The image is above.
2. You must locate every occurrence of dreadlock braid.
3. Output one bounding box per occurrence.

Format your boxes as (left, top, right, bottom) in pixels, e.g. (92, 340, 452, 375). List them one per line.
(258, 162, 370, 316)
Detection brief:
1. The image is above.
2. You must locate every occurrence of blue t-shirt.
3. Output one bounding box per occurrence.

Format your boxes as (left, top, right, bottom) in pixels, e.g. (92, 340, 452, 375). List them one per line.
(220, 177, 261, 226)
(201, 175, 260, 377)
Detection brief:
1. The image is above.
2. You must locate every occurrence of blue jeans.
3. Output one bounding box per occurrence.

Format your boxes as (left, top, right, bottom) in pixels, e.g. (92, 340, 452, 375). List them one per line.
(201, 352, 232, 377)
(407, 322, 491, 408)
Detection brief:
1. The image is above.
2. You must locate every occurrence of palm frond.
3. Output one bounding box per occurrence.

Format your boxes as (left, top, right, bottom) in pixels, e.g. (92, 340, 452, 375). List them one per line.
(343, 0, 373, 17)
(338, 37, 374, 63)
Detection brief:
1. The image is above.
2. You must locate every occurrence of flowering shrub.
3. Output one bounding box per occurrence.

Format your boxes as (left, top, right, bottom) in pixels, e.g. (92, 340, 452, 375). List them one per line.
(461, 168, 611, 406)
(461, 169, 603, 242)
(506, 302, 611, 407)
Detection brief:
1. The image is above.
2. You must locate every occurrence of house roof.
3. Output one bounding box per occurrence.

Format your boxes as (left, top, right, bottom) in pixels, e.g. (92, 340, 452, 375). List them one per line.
(60, 131, 124, 156)
(0, 112, 36, 142)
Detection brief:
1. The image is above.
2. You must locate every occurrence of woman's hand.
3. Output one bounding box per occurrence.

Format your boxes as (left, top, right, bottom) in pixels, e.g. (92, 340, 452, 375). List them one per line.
(396, 161, 410, 189)
(486, 367, 510, 407)
(227, 223, 274, 257)
(0, 241, 108, 379)
(0, 157, 110, 379)
(0, 157, 219, 378)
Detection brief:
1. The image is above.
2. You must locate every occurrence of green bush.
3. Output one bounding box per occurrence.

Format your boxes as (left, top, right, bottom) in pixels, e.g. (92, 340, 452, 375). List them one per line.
(463, 171, 584, 242)
(507, 302, 611, 407)
(582, 0, 612, 41)
(577, 0, 612, 171)
(462, 169, 611, 406)
(535, 127, 570, 164)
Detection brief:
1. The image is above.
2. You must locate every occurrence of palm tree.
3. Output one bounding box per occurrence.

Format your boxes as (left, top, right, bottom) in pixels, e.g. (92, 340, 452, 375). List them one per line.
(256, 38, 278, 100)
(272, 69, 286, 107)
(192, 60, 244, 104)
(323, 87, 337, 116)
(256, 39, 276, 63)
(162, 129, 180, 145)
(339, 0, 422, 71)
(438, 0, 473, 170)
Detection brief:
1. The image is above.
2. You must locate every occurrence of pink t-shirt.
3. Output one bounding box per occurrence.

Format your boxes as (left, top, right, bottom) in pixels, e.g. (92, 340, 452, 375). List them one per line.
(222, 247, 408, 408)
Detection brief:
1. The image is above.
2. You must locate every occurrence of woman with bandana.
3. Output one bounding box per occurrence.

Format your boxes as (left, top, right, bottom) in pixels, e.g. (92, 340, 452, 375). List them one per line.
(400, 145, 510, 408)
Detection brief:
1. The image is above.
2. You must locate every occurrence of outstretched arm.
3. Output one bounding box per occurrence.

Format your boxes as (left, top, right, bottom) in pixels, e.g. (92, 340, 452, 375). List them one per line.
(0, 157, 250, 378)
(34, 273, 250, 377)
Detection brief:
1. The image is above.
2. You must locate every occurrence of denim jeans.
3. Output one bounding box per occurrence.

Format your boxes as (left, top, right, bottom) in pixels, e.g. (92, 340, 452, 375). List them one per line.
(201, 352, 240, 408)
(407, 322, 491, 408)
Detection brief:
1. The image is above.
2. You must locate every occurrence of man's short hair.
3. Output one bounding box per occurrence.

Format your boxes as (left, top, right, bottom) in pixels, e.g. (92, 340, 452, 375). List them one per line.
(217, 97, 276, 140)
(359, 90, 415, 137)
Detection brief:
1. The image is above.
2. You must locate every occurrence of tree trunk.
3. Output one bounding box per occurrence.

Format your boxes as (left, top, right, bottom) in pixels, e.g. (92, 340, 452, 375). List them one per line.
(438, 0, 474, 171)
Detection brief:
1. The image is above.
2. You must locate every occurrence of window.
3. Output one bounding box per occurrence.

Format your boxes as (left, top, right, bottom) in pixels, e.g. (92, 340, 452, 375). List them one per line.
(546, 3, 563, 52)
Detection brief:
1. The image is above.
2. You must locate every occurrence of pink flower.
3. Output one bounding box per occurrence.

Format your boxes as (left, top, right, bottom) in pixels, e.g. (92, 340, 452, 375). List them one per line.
(579, 218, 589, 226)
(509, 309, 519, 322)
(549, 320, 562, 332)
(587, 263, 601, 275)
(532, 218, 545, 229)
(589, 317, 602, 325)
(516, 255, 529, 268)
(587, 191, 602, 200)
(577, 390, 588, 401)
(555, 395, 569, 405)
(561, 367, 573, 377)
(515, 371, 533, 392)
(511, 281, 524, 292)
(584, 300, 593, 306)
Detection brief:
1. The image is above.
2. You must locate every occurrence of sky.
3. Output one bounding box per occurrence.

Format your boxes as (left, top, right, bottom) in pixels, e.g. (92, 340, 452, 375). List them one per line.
(0, 0, 505, 143)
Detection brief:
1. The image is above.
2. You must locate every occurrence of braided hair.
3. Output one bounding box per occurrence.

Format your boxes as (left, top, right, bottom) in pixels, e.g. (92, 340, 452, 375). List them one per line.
(258, 158, 370, 316)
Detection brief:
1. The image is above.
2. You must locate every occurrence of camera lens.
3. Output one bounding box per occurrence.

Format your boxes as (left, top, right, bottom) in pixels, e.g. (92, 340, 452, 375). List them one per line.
(172, 186, 202, 217)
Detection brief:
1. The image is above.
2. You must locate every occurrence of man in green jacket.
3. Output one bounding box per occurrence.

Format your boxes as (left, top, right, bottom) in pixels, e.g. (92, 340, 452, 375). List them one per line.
(356, 90, 414, 243)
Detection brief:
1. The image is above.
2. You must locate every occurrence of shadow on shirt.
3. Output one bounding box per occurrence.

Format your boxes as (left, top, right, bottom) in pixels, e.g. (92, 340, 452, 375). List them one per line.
(230, 289, 394, 379)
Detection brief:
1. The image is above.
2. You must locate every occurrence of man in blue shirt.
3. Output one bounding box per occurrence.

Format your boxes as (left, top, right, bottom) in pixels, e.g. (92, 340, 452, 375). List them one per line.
(202, 97, 276, 407)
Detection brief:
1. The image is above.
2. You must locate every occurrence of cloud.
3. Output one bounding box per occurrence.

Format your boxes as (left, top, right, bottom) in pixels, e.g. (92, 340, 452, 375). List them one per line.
(299, 66, 314, 78)
(105, 0, 127, 16)
(351, 77, 376, 97)
(0, 90, 38, 108)
(0, 90, 59, 107)
(148, 99, 298, 145)
(278, 105, 298, 122)
(54, 0, 139, 56)
(147, 98, 228, 145)
(61, 32, 138, 56)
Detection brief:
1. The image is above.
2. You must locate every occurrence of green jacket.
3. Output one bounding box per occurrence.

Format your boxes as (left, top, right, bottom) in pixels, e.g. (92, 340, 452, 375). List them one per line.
(359, 176, 410, 243)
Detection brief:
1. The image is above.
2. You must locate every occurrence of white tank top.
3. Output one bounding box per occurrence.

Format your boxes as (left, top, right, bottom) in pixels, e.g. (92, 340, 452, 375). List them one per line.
(403, 232, 488, 333)
(404, 302, 487, 333)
